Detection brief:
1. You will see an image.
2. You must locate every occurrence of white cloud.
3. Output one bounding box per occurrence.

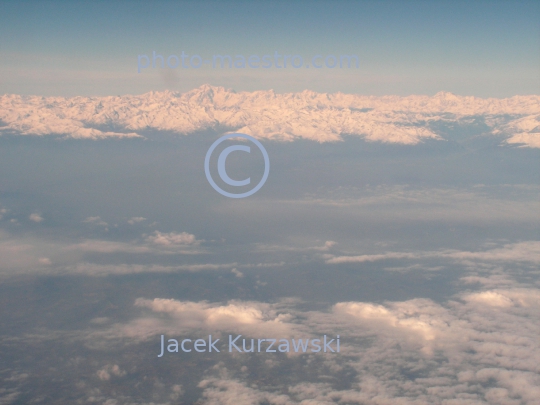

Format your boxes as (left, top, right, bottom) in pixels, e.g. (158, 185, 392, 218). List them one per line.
(332, 300, 442, 343)
(29, 213, 44, 223)
(131, 298, 295, 338)
(146, 231, 201, 246)
(444, 241, 540, 264)
(326, 251, 418, 264)
(198, 374, 293, 405)
(83, 216, 108, 227)
(64, 262, 236, 276)
(231, 268, 244, 278)
(96, 364, 126, 381)
(191, 287, 540, 404)
(326, 241, 540, 265)
(0, 228, 241, 277)
(25, 262, 534, 405)
(330, 289, 539, 403)
(170, 384, 184, 401)
(462, 288, 540, 309)
(83, 299, 299, 346)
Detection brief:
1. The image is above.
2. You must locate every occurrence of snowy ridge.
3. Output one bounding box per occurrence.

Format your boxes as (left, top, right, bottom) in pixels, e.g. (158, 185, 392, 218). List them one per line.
(1, 85, 539, 147)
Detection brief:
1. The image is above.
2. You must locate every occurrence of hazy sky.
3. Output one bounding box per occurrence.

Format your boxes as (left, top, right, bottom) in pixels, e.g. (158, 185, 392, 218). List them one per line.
(1, 0, 539, 96)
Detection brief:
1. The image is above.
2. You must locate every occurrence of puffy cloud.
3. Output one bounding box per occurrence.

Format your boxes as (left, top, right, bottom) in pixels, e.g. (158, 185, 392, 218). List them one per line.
(146, 231, 200, 246)
(83, 216, 108, 227)
(96, 364, 126, 381)
(0, 228, 233, 276)
(190, 286, 540, 404)
(18, 274, 538, 404)
(0, 228, 276, 277)
(127, 217, 146, 225)
(85, 299, 298, 345)
(231, 268, 244, 278)
(324, 288, 539, 403)
(64, 230, 205, 258)
(333, 300, 443, 343)
(198, 375, 293, 405)
(131, 298, 295, 338)
(462, 288, 540, 309)
(29, 213, 44, 223)
(170, 384, 184, 401)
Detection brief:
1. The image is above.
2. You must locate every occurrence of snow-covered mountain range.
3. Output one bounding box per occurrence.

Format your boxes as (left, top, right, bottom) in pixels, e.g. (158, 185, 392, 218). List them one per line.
(1, 85, 539, 147)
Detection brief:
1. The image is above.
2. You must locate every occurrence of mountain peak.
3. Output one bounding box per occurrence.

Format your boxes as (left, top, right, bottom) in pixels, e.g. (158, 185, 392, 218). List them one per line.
(0, 88, 538, 147)
(434, 91, 460, 100)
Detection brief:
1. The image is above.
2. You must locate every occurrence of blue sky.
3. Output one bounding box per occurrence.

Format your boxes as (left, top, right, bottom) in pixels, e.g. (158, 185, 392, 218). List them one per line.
(1, 0, 539, 96)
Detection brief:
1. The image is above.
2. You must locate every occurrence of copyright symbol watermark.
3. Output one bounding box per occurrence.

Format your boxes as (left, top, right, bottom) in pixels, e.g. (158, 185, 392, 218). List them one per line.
(204, 133, 270, 198)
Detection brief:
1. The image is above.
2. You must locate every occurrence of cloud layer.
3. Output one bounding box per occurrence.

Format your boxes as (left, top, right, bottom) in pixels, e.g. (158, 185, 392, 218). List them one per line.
(93, 282, 540, 404)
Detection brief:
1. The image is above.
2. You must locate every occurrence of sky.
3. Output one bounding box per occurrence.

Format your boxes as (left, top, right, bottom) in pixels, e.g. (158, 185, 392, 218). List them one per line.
(0, 0, 539, 96)
(0, 1, 539, 404)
